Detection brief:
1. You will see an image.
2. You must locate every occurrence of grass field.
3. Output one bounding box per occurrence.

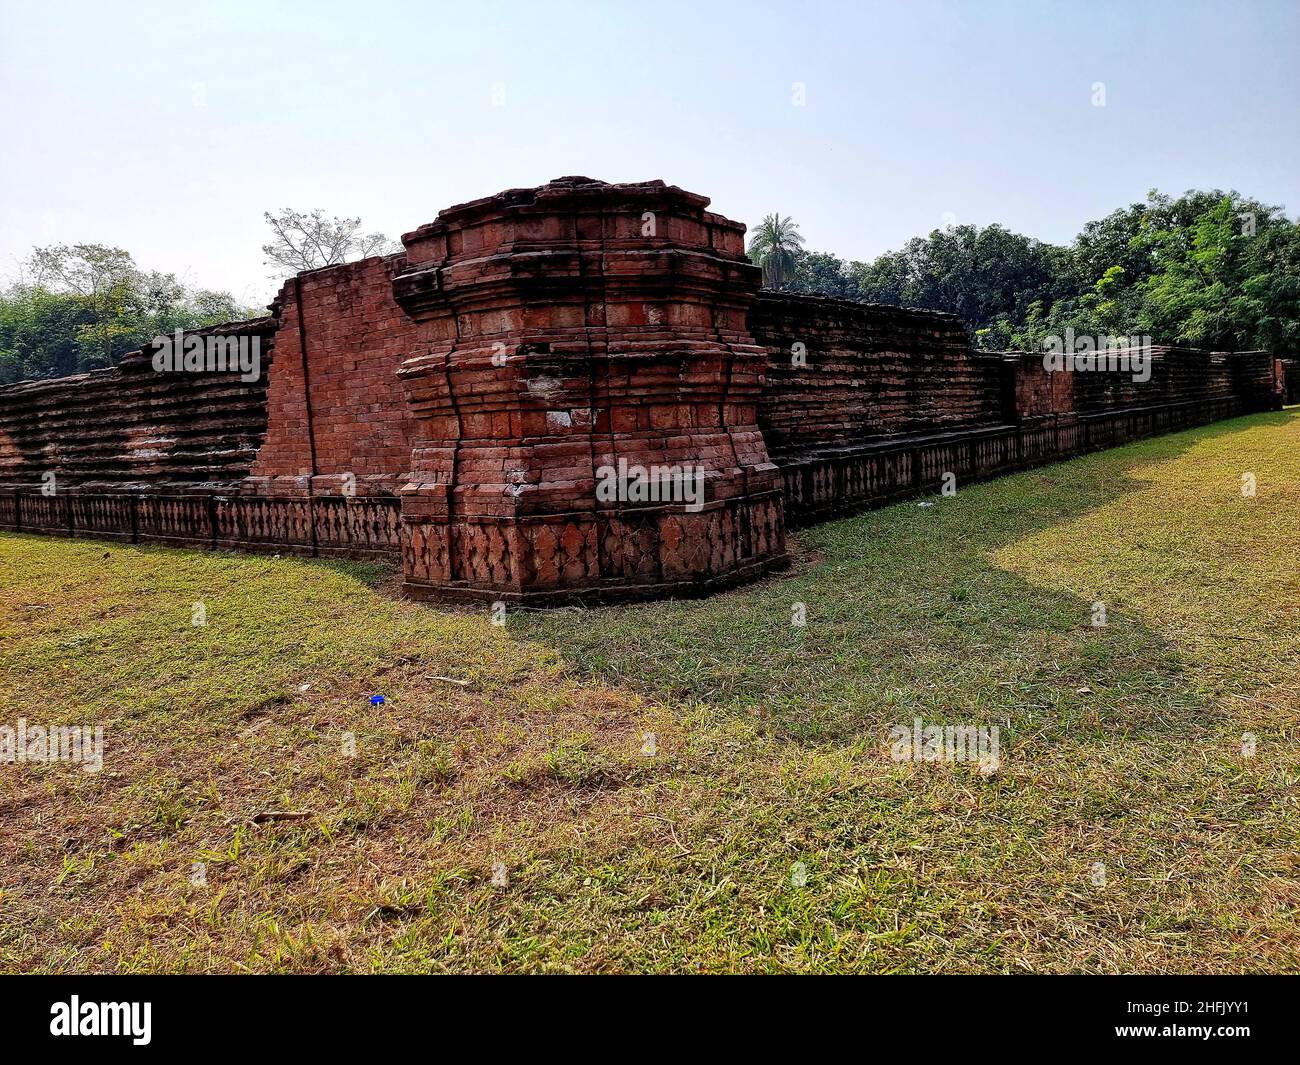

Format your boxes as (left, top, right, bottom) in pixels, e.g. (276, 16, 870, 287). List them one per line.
(1, 410, 1297, 973)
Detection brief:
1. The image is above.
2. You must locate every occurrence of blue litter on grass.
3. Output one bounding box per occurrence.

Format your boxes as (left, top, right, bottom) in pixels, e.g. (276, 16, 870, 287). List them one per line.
(371, 694, 385, 705)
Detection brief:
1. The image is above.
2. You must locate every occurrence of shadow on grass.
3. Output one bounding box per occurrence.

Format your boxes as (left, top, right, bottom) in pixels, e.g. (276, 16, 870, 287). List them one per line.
(3, 410, 1287, 754)
(514, 411, 1295, 747)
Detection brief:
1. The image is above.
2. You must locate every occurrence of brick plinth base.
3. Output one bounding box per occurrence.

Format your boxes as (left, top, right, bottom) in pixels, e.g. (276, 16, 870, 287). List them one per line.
(391, 177, 788, 603)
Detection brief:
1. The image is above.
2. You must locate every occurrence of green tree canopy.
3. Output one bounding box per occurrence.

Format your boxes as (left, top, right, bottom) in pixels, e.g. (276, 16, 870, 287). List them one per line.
(0, 244, 253, 385)
(762, 190, 1300, 355)
(747, 213, 806, 291)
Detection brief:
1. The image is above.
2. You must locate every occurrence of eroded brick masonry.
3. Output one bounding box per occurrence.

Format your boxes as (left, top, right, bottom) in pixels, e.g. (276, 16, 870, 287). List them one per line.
(0, 178, 1286, 602)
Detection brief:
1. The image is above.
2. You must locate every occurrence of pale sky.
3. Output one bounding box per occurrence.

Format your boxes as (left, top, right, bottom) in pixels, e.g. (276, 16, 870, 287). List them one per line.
(2, 0, 1297, 309)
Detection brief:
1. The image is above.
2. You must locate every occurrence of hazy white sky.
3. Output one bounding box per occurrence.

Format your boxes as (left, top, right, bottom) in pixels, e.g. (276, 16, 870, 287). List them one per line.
(2, 0, 1297, 308)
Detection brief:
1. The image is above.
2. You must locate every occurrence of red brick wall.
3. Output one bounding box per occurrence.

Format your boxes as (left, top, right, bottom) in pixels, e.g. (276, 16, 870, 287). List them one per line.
(0, 318, 275, 492)
(1283, 358, 1300, 404)
(750, 294, 1006, 458)
(0, 177, 1288, 605)
(1065, 346, 1275, 413)
(1011, 352, 1075, 418)
(248, 255, 423, 496)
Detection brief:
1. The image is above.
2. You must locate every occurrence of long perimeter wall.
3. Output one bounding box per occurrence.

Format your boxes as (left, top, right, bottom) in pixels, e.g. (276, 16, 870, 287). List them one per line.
(749, 294, 1281, 525)
(0, 178, 1287, 601)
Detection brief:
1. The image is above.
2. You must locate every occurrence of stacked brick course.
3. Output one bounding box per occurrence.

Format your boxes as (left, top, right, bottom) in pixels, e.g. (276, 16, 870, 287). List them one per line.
(0, 178, 1287, 600)
(1283, 358, 1300, 405)
(750, 293, 1006, 457)
(1067, 347, 1277, 413)
(391, 177, 786, 602)
(0, 318, 275, 492)
(247, 256, 422, 498)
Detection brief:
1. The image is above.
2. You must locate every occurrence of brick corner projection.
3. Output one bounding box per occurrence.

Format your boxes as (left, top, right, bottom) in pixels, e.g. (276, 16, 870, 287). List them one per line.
(0, 177, 1287, 604)
(390, 176, 786, 602)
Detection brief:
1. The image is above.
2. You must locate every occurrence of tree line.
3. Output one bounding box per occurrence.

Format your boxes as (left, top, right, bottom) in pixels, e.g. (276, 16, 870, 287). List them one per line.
(747, 189, 1300, 355)
(5, 190, 1297, 386)
(0, 209, 398, 386)
(0, 245, 251, 386)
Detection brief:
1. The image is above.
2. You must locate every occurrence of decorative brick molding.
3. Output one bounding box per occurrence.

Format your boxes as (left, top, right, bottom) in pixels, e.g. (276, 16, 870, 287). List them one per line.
(0, 491, 400, 559)
(0, 178, 1287, 603)
(390, 177, 786, 603)
(775, 395, 1256, 527)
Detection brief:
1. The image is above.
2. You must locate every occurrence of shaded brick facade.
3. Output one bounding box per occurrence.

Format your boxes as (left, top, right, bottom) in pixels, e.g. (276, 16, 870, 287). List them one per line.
(749, 293, 1007, 458)
(248, 256, 423, 498)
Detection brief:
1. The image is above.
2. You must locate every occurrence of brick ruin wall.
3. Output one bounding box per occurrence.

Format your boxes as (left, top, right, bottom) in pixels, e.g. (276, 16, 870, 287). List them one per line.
(0, 317, 276, 491)
(247, 256, 423, 499)
(0, 312, 402, 558)
(1283, 358, 1300, 405)
(748, 294, 1279, 525)
(0, 178, 1287, 602)
(749, 293, 1006, 459)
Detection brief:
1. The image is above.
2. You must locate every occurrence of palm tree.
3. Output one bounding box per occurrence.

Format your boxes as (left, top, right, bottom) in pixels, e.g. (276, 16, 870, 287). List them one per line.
(747, 213, 805, 290)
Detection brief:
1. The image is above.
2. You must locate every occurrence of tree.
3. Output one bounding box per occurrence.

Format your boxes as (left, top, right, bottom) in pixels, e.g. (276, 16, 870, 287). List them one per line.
(0, 285, 89, 383)
(0, 245, 252, 385)
(262, 208, 399, 275)
(846, 224, 1068, 344)
(1011, 190, 1300, 354)
(765, 187, 1300, 357)
(26, 244, 141, 369)
(747, 213, 805, 290)
(1133, 191, 1300, 352)
(784, 249, 863, 299)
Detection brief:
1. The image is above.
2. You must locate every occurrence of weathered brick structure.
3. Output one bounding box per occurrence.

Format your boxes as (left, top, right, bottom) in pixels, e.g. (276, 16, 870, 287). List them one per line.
(0, 178, 1287, 602)
(248, 255, 421, 501)
(1283, 358, 1300, 406)
(747, 294, 1281, 524)
(389, 177, 783, 602)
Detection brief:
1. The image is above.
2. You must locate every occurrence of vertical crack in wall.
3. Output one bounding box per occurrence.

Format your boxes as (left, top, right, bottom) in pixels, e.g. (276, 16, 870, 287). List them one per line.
(293, 276, 319, 555)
